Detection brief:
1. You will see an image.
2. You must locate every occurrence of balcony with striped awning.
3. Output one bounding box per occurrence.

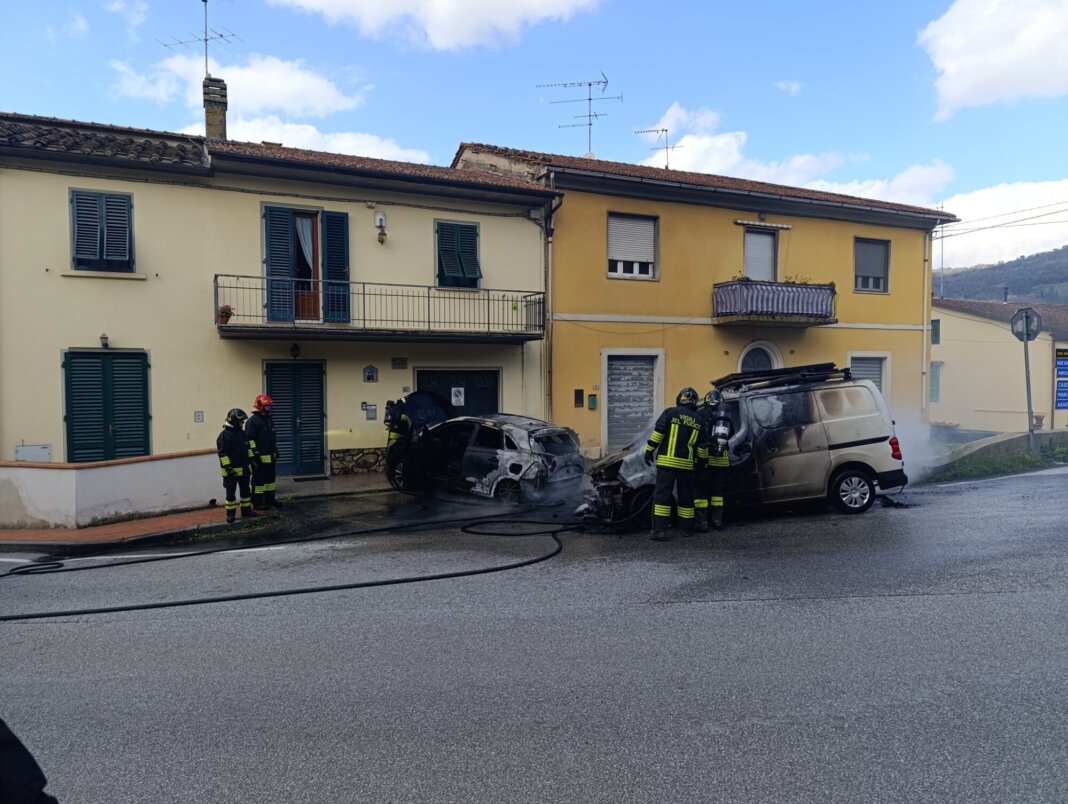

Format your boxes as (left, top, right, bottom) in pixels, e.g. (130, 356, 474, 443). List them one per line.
(712, 279, 837, 327)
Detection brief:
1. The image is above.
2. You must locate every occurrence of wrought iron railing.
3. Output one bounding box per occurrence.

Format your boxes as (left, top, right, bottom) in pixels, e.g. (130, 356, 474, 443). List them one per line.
(713, 278, 836, 320)
(214, 274, 545, 337)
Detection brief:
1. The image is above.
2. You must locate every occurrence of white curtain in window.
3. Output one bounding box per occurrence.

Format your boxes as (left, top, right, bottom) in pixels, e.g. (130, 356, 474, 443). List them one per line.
(295, 217, 314, 268)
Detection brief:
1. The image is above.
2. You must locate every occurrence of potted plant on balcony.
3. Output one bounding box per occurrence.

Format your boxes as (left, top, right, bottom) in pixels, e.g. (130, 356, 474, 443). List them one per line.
(217, 304, 234, 325)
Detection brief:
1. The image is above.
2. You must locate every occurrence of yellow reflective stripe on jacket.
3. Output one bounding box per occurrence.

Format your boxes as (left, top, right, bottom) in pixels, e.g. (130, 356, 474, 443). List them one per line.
(220, 456, 232, 465)
(655, 455, 694, 469)
(707, 453, 729, 467)
(260, 454, 272, 463)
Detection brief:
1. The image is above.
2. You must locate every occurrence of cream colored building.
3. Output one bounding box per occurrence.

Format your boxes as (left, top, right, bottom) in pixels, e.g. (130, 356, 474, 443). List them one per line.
(0, 101, 555, 524)
(453, 144, 956, 456)
(930, 299, 1068, 433)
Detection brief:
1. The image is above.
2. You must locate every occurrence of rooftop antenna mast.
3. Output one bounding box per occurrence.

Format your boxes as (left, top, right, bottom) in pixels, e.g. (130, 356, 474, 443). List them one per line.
(537, 71, 622, 155)
(158, 0, 242, 78)
(634, 127, 682, 169)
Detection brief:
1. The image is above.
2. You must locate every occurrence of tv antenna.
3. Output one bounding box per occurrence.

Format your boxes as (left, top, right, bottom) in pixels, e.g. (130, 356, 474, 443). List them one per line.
(158, 0, 242, 79)
(537, 72, 622, 155)
(635, 127, 683, 169)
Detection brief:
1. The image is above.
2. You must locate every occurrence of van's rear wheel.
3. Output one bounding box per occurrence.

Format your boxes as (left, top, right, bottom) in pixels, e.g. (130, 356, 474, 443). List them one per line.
(829, 469, 875, 514)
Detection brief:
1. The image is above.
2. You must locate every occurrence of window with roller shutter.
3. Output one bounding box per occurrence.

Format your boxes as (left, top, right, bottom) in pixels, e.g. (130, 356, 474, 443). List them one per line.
(607, 214, 656, 279)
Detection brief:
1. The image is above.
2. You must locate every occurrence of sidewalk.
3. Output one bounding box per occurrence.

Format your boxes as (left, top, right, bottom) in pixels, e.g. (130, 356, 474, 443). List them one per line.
(0, 473, 392, 553)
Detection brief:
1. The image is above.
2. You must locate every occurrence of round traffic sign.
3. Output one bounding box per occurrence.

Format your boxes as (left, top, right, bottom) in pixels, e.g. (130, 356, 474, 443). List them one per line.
(1011, 307, 1042, 342)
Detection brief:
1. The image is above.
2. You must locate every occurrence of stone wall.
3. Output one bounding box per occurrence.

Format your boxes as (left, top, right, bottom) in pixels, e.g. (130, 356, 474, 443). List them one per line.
(330, 447, 386, 475)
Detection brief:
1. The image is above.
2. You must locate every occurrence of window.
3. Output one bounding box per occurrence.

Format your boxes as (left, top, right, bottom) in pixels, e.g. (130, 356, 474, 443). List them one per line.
(744, 228, 776, 281)
(854, 238, 889, 292)
(930, 361, 942, 403)
(850, 356, 886, 392)
(71, 190, 133, 272)
(607, 214, 656, 279)
(64, 350, 150, 462)
(264, 206, 350, 323)
(751, 391, 814, 430)
(474, 426, 504, 449)
(931, 319, 941, 345)
(436, 221, 482, 289)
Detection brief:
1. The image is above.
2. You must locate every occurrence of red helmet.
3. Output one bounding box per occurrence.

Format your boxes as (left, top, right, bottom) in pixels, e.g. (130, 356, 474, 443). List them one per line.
(254, 394, 273, 412)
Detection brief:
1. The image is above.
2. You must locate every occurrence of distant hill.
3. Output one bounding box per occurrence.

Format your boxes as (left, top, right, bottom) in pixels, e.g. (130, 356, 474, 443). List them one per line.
(934, 245, 1068, 304)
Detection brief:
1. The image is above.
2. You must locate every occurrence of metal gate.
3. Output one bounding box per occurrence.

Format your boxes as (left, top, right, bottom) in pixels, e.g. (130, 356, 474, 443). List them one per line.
(606, 355, 656, 452)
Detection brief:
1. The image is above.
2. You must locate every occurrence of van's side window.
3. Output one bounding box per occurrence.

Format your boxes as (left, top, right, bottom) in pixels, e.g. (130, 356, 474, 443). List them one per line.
(815, 388, 876, 419)
(751, 391, 812, 429)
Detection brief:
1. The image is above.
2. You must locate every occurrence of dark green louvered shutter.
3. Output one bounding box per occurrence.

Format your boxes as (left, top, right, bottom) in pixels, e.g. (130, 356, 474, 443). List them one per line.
(297, 363, 325, 474)
(72, 193, 102, 264)
(102, 194, 131, 262)
(437, 222, 464, 280)
(65, 353, 108, 462)
(110, 353, 150, 458)
(321, 211, 350, 323)
(457, 224, 482, 280)
(264, 206, 295, 321)
(64, 352, 149, 462)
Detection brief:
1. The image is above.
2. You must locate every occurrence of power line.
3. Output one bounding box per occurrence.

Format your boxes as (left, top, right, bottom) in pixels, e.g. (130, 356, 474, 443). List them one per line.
(939, 198, 1068, 227)
(934, 206, 1068, 239)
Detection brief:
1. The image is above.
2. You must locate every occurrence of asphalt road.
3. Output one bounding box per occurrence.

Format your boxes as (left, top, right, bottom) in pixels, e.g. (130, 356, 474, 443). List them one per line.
(2, 469, 1067, 803)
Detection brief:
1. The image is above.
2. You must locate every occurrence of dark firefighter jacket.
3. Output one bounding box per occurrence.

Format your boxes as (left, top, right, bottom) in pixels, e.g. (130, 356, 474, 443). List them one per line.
(646, 405, 704, 470)
(217, 423, 252, 477)
(245, 411, 278, 464)
(698, 403, 733, 467)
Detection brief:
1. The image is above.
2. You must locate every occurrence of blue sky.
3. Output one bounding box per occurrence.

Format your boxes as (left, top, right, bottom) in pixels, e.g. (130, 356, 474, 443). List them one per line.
(2, 0, 1067, 268)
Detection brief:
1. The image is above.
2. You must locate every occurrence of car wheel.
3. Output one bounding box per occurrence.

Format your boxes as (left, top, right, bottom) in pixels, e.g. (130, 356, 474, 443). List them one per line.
(829, 468, 875, 514)
(494, 479, 522, 504)
(624, 485, 655, 529)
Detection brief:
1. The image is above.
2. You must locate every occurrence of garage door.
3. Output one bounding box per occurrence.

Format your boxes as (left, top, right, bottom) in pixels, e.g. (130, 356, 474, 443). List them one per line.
(606, 355, 656, 452)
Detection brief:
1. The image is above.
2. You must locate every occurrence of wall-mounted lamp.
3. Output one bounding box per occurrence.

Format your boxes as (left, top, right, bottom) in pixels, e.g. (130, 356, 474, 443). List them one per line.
(100, 333, 109, 349)
(375, 210, 387, 244)
(290, 343, 301, 359)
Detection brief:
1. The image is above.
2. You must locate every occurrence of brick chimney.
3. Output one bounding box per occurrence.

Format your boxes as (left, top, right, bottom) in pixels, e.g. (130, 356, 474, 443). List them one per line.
(203, 76, 228, 141)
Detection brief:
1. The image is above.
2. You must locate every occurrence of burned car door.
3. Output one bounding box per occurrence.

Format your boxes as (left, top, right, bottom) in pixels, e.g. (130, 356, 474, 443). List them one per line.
(461, 424, 510, 496)
(749, 389, 830, 502)
(422, 420, 477, 490)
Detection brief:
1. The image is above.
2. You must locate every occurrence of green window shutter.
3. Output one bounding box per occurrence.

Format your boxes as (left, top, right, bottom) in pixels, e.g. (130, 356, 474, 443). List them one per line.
(457, 224, 482, 280)
(72, 191, 102, 262)
(264, 206, 295, 321)
(110, 352, 150, 458)
(102, 194, 131, 262)
(436, 222, 465, 279)
(65, 352, 108, 462)
(321, 211, 351, 323)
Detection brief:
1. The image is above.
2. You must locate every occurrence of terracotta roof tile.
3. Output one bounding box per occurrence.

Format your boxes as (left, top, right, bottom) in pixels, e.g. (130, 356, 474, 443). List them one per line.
(210, 138, 552, 193)
(933, 297, 1068, 339)
(0, 112, 206, 169)
(454, 142, 957, 222)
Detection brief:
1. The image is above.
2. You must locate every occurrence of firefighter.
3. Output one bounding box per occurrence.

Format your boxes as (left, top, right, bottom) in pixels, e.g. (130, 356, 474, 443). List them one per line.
(644, 387, 703, 540)
(217, 408, 258, 523)
(245, 394, 281, 510)
(702, 389, 733, 530)
(692, 391, 716, 533)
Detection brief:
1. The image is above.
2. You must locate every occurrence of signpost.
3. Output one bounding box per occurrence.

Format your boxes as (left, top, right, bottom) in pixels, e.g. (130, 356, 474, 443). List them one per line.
(1010, 308, 1042, 451)
(1057, 348, 1068, 415)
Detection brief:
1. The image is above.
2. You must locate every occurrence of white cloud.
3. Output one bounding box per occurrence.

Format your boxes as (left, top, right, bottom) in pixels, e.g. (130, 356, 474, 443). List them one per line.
(807, 161, 956, 208)
(267, 0, 599, 49)
(106, 0, 149, 40)
(934, 179, 1068, 267)
(775, 80, 802, 96)
(918, 0, 1068, 120)
(109, 54, 367, 118)
(181, 115, 431, 162)
(66, 12, 88, 38)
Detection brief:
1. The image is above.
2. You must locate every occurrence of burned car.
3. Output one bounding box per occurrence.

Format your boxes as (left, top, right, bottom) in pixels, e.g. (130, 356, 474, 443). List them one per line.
(386, 409, 585, 503)
(581, 363, 908, 526)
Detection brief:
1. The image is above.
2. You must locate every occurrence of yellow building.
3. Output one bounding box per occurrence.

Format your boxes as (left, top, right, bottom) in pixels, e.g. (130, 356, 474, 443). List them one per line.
(931, 299, 1068, 434)
(454, 145, 956, 456)
(0, 97, 555, 524)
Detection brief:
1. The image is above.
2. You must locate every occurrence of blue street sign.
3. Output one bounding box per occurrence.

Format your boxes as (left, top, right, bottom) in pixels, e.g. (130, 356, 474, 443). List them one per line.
(1058, 365, 1068, 379)
(1057, 383, 1068, 410)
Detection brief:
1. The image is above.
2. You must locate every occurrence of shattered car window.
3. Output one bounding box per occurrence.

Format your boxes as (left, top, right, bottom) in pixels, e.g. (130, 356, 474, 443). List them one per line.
(474, 426, 504, 449)
(750, 391, 812, 429)
(533, 431, 579, 456)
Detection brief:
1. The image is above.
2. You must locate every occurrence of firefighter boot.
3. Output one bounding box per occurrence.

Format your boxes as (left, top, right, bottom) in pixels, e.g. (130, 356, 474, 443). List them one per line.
(226, 509, 236, 524)
(694, 509, 710, 534)
(711, 507, 724, 530)
(241, 506, 259, 519)
(650, 528, 671, 542)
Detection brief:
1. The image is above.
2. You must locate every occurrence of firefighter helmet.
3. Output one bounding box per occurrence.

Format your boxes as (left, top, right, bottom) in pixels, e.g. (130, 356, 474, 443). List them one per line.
(704, 389, 722, 407)
(253, 394, 273, 413)
(226, 408, 248, 427)
(676, 387, 699, 408)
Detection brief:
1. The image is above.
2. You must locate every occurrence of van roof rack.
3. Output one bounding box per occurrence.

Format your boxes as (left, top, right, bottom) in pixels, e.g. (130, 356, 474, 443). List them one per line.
(711, 362, 852, 392)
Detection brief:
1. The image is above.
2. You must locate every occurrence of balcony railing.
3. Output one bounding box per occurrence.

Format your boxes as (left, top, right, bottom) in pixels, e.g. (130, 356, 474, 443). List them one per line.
(214, 274, 545, 343)
(712, 278, 837, 326)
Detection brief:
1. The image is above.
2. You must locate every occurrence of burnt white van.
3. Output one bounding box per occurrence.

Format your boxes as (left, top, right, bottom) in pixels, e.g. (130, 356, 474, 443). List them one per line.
(582, 363, 907, 524)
